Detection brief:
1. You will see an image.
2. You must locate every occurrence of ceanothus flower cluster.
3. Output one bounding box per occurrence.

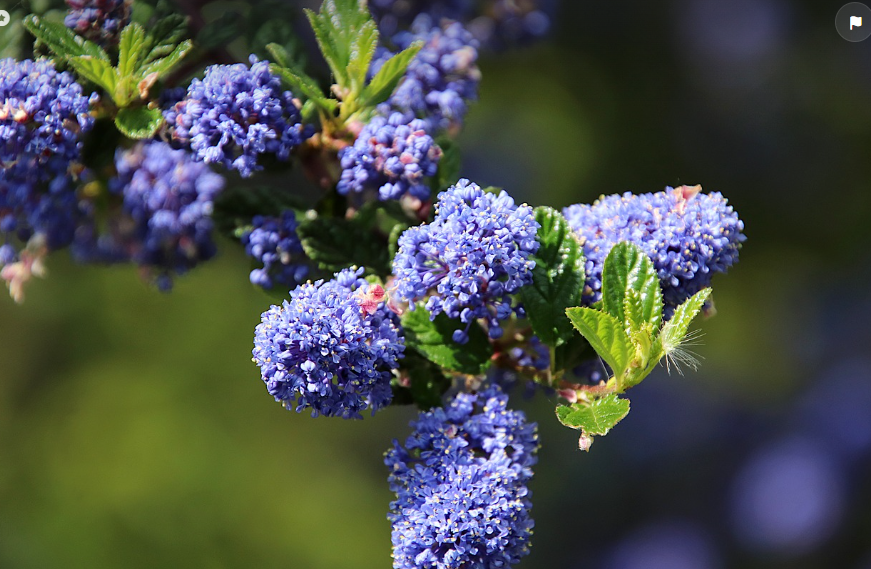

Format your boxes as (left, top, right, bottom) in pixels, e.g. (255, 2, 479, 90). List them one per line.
(110, 141, 225, 290)
(252, 267, 404, 419)
(241, 211, 309, 290)
(370, 0, 553, 49)
(373, 15, 480, 133)
(338, 112, 442, 201)
(64, 0, 132, 46)
(563, 185, 745, 316)
(386, 383, 538, 569)
(0, 58, 96, 266)
(165, 55, 311, 177)
(392, 180, 539, 342)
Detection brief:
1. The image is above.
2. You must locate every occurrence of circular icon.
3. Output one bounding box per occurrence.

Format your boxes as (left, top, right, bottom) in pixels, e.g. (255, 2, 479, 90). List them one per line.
(0, 10, 10, 27)
(836, 3, 871, 42)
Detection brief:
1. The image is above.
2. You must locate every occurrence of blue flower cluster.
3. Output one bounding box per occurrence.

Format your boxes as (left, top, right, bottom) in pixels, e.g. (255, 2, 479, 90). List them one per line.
(241, 211, 308, 290)
(373, 15, 480, 133)
(338, 112, 442, 201)
(110, 141, 225, 290)
(392, 180, 539, 342)
(64, 0, 132, 45)
(386, 384, 538, 568)
(0, 58, 95, 266)
(165, 55, 311, 177)
(563, 185, 745, 316)
(252, 267, 405, 419)
(370, 0, 553, 50)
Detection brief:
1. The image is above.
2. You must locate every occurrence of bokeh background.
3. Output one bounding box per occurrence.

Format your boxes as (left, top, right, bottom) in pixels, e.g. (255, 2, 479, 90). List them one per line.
(2, 0, 871, 568)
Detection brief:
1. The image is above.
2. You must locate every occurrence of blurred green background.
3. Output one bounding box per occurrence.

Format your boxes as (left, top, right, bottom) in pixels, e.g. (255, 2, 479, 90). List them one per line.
(3, 1, 871, 568)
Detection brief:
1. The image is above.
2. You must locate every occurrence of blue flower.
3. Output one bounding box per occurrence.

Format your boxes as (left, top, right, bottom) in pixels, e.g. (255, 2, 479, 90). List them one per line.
(65, 0, 131, 46)
(338, 112, 442, 201)
(241, 211, 309, 290)
(165, 55, 312, 177)
(392, 180, 539, 342)
(386, 384, 538, 568)
(372, 15, 480, 132)
(0, 58, 96, 267)
(370, 0, 553, 50)
(108, 141, 225, 290)
(563, 185, 745, 317)
(252, 267, 405, 419)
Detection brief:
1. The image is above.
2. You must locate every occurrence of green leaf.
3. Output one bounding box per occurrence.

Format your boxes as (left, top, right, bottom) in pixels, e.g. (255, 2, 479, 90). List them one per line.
(270, 63, 336, 113)
(68, 55, 117, 93)
(401, 306, 492, 375)
(23, 15, 110, 62)
(360, 41, 422, 107)
(297, 216, 390, 275)
(142, 14, 188, 63)
(138, 40, 192, 79)
(519, 207, 585, 347)
(347, 19, 378, 95)
(304, 0, 376, 92)
(265, 42, 295, 69)
(118, 23, 147, 79)
(555, 393, 630, 437)
(114, 106, 165, 139)
(660, 288, 711, 354)
(601, 242, 662, 333)
(565, 307, 633, 379)
(435, 137, 461, 191)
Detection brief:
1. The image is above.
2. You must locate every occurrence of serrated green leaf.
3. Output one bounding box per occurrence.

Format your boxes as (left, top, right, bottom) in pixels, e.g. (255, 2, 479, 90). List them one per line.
(347, 19, 378, 95)
(139, 40, 192, 79)
(23, 15, 110, 62)
(660, 288, 711, 354)
(297, 216, 389, 275)
(361, 41, 422, 107)
(305, 0, 376, 95)
(68, 55, 117, 93)
(304, 7, 346, 86)
(401, 306, 492, 375)
(142, 14, 187, 63)
(602, 242, 662, 333)
(566, 307, 633, 378)
(265, 42, 294, 69)
(114, 106, 164, 139)
(435, 137, 460, 191)
(520, 207, 585, 347)
(555, 393, 630, 436)
(118, 23, 147, 79)
(270, 63, 336, 113)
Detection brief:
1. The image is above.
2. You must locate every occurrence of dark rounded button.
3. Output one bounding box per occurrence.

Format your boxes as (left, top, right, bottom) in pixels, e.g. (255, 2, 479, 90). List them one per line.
(836, 3, 871, 42)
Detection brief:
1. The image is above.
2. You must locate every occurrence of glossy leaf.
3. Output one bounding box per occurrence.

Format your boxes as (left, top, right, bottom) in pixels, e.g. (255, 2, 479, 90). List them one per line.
(361, 41, 422, 107)
(555, 393, 630, 436)
(566, 307, 633, 379)
(401, 307, 492, 375)
(297, 216, 390, 275)
(520, 207, 585, 347)
(23, 15, 109, 62)
(118, 23, 147, 79)
(114, 106, 164, 139)
(68, 55, 117, 93)
(601, 242, 662, 332)
(142, 14, 187, 62)
(139, 40, 192, 79)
